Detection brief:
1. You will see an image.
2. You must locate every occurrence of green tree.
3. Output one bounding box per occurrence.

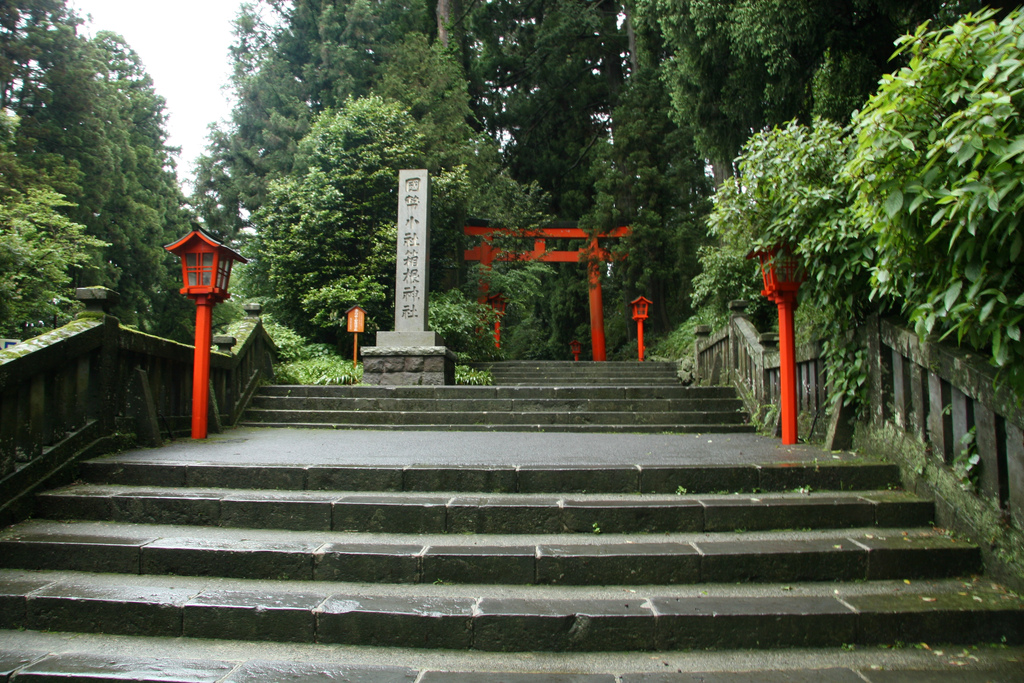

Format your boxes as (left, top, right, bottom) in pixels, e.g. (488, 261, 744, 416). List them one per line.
(251, 96, 426, 339)
(646, 0, 945, 181)
(843, 8, 1024, 390)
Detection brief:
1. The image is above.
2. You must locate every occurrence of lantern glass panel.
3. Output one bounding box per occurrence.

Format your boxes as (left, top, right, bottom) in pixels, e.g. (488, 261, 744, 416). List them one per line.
(216, 259, 232, 290)
(201, 253, 213, 286)
(186, 254, 198, 286)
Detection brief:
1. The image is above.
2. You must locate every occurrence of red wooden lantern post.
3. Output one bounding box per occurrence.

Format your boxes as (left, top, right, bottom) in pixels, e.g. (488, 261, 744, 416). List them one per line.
(748, 246, 805, 445)
(486, 293, 508, 348)
(165, 230, 247, 439)
(630, 296, 652, 362)
(346, 305, 366, 368)
(569, 339, 582, 362)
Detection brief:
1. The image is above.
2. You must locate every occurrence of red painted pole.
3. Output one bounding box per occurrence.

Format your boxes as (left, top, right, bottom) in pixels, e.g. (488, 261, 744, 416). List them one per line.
(191, 295, 214, 439)
(777, 292, 798, 445)
(588, 239, 606, 362)
(493, 319, 501, 348)
(637, 319, 645, 362)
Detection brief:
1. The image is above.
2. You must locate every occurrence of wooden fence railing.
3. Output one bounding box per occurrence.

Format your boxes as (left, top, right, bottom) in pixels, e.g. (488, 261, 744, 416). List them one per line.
(694, 300, 1023, 537)
(0, 288, 276, 524)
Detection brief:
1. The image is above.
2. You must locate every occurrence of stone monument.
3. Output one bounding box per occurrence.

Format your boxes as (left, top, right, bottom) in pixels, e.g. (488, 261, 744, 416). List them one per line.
(362, 169, 456, 385)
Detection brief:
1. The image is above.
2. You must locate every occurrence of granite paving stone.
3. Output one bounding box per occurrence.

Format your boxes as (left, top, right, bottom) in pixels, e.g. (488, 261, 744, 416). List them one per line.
(306, 466, 404, 491)
(420, 674, 617, 683)
(403, 466, 517, 493)
(473, 597, 655, 651)
(332, 495, 449, 533)
(446, 496, 563, 534)
(561, 499, 703, 534)
(421, 546, 536, 585)
(0, 533, 152, 574)
(316, 595, 475, 649)
(313, 543, 423, 583)
(9, 652, 236, 682)
(223, 660, 419, 682)
(110, 490, 222, 527)
(140, 538, 319, 580)
(620, 671, 865, 683)
(220, 493, 333, 531)
(26, 582, 195, 637)
(183, 589, 326, 642)
(639, 466, 757, 494)
(0, 577, 57, 629)
(651, 596, 857, 649)
(695, 538, 868, 582)
(517, 466, 642, 494)
(0, 649, 44, 679)
(701, 496, 875, 531)
(185, 464, 307, 490)
(857, 534, 981, 580)
(536, 543, 700, 585)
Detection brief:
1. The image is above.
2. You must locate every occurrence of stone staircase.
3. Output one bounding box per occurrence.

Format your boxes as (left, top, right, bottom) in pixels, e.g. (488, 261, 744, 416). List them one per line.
(240, 361, 752, 433)
(475, 360, 684, 386)
(1, 437, 1022, 679)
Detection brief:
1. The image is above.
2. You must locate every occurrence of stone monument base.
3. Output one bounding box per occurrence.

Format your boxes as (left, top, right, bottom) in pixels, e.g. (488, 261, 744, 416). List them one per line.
(361, 345, 457, 386)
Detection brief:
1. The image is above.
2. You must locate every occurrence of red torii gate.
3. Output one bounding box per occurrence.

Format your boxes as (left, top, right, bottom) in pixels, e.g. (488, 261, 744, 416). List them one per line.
(464, 221, 630, 362)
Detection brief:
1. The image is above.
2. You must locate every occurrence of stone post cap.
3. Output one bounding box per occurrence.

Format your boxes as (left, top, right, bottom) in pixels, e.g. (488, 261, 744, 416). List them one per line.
(76, 287, 119, 314)
(213, 336, 237, 353)
(758, 333, 779, 347)
(694, 325, 713, 337)
(727, 299, 749, 313)
(243, 303, 262, 318)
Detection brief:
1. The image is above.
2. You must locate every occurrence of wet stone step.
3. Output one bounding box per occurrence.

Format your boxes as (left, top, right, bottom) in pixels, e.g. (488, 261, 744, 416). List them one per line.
(249, 397, 746, 413)
(2, 573, 1020, 651)
(234, 422, 759, 434)
(240, 410, 751, 427)
(0, 531, 980, 584)
(33, 486, 934, 534)
(78, 460, 902, 494)
(254, 386, 737, 400)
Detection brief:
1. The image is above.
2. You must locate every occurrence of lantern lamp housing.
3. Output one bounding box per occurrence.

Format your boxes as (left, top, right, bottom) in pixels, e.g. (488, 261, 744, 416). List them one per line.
(630, 296, 652, 322)
(569, 339, 582, 355)
(486, 293, 509, 316)
(165, 230, 248, 302)
(747, 245, 805, 299)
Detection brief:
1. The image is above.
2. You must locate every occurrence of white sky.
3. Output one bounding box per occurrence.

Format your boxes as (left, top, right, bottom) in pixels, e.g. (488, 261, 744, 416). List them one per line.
(71, 0, 247, 189)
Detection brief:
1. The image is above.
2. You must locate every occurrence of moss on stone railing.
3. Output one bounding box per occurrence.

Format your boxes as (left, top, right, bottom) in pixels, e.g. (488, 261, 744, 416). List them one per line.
(0, 288, 276, 526)
(695, 307, 1024, 591)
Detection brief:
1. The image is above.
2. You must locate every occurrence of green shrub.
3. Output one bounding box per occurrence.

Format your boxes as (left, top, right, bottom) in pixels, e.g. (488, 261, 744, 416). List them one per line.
(455, 365, 493, 385)
(275, 357, 363, 385)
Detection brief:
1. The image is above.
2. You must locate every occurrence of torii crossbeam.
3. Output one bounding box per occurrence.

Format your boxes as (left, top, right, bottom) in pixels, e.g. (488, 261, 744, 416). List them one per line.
(464, 221, 630, 361)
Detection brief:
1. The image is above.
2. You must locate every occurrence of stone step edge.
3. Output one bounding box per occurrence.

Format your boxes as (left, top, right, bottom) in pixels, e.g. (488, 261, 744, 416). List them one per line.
(234, 422, 759, 434)
(35, 488, 933, 533)
(79, 460, 901, 494)
(0, 531, 981, 584)
(4, 649, 1022, 683)
(3, 579, 1020, 651)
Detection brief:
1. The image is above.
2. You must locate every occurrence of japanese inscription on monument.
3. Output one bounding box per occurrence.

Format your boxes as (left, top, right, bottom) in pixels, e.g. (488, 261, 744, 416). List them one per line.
(394, 169, 430, 333)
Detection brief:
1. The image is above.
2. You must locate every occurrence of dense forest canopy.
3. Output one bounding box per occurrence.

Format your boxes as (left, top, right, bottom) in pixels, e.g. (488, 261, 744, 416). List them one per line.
(1, 0, 1019, 370)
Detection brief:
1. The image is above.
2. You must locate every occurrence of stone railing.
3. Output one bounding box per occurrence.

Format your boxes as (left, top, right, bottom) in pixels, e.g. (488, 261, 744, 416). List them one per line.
(694, 300, 828, 439)
(695, 304, 1024, 588)
(0, 288, 276, 525)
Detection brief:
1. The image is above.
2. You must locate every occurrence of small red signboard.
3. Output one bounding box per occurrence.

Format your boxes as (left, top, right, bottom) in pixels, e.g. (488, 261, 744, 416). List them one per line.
(346, 306, 366, 333)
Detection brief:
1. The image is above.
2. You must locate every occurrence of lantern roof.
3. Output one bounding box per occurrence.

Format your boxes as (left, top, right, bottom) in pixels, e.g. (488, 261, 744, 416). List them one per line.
(630, 295, 653, 306)
(165, 229, 248, 264)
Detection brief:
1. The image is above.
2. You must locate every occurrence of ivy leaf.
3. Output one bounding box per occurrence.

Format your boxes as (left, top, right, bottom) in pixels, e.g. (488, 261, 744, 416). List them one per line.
(944, 281, 963, 312)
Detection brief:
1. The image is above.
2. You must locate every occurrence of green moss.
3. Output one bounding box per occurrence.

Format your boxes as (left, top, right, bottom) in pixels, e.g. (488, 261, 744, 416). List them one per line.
(855, 421, 1024, 592)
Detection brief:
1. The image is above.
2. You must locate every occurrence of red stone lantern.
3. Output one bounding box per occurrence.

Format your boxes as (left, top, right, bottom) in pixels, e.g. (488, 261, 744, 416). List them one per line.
(486, 293, 508, 349)
(748, 245, 805, 445)
(630, 296, 652, 362)
(569, 339, 582, 362)
(165, 230, 247, 439)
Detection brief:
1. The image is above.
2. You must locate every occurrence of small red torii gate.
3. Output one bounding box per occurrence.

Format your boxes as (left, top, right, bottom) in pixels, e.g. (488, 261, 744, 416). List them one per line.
(464, 221, 630, 361)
